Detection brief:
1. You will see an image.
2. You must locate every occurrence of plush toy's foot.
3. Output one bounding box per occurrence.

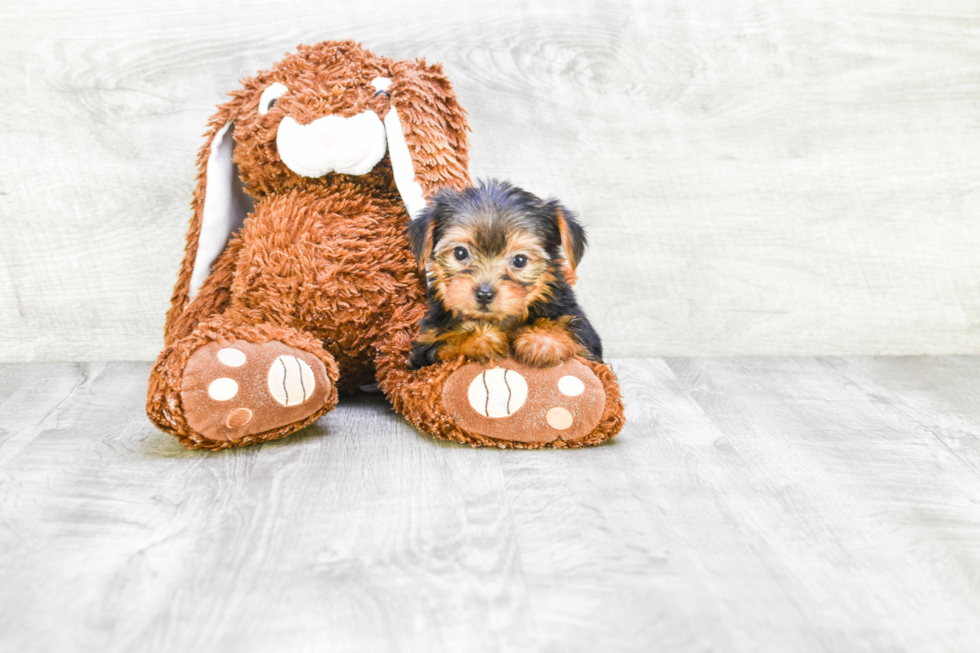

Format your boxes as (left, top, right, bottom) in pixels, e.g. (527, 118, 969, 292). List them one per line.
(440, 358, 612, 446)
(180, 340, 334, 445)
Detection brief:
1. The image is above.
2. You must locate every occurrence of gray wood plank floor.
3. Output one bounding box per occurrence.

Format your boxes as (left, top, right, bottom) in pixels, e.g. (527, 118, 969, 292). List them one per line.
(1, 357, 979, 652)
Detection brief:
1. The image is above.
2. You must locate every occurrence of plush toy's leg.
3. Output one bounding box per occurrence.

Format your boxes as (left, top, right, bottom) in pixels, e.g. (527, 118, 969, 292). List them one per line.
(147, 313, 339, 450)
(375, 311, 624, 448)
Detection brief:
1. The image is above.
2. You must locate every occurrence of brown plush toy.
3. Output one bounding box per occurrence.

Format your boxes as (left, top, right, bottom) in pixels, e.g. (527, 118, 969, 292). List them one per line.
(146, 40, 624, 449)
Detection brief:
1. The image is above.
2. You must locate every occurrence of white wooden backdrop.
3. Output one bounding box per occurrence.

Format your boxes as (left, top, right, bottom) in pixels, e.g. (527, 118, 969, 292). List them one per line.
(1, 0, 979, 361)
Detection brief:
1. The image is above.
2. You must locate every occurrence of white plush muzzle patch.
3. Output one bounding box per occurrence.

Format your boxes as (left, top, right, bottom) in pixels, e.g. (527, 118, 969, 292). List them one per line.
(277, 112, 388, 178)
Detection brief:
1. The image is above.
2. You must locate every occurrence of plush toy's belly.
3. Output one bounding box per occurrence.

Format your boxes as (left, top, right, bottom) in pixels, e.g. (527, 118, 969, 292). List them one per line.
(230, 185, 425, 389)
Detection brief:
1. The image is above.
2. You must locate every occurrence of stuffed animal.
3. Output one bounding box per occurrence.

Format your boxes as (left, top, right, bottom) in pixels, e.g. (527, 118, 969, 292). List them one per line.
(146, 40, 624, 449)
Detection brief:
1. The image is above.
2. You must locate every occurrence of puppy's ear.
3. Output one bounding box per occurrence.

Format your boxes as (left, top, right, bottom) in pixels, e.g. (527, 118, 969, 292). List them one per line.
(407, 198, 441, 272)
(547, 201, 588, 281)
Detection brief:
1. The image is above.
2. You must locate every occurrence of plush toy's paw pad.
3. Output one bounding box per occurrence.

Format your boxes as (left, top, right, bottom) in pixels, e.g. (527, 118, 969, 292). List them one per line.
(442, 359, 605, 445)
(181, 341, 332, 443)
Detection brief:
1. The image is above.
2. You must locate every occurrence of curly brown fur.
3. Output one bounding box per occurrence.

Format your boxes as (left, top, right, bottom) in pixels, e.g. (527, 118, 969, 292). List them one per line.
(408, 180, 602, 369)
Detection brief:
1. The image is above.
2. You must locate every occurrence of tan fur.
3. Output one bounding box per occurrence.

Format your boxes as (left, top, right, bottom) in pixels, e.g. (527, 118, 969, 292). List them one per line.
(512, 318, 583, 368)
(431, 225, 553, 322)
(555, 207, 581, 270)
(418, 321, 510, 363)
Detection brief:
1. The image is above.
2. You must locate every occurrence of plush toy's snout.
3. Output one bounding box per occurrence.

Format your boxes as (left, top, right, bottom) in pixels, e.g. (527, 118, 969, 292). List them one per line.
(277, 112, 387, 178)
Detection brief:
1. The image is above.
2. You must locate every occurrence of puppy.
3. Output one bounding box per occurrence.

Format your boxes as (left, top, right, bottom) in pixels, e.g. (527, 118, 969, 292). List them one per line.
(408, 179, 603, 369)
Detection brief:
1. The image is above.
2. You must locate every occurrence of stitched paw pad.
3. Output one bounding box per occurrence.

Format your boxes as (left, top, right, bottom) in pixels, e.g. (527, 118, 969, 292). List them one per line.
(181, 340, 331, 443)
(442, 359, 605, 445)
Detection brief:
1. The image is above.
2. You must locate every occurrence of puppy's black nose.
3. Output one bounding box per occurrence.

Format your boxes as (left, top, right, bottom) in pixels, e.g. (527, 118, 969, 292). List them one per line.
(475, 284, 496, 306)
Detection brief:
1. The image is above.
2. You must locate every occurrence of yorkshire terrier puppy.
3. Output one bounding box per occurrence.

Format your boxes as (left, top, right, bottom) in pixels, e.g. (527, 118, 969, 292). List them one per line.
(408, 179, 602, 369)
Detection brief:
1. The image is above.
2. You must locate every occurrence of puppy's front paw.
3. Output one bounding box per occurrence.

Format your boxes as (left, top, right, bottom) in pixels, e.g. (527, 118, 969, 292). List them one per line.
(436, 324, 510, 364)
(512, 329, 577, 368)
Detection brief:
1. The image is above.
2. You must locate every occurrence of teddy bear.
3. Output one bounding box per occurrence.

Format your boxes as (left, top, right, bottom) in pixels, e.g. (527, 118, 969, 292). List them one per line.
(145, 40, 624, 449)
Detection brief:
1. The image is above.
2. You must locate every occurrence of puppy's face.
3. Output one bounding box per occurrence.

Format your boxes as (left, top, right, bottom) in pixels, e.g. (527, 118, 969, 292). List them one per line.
(410, 181, 587, 322)
(432, 219, 552, 321)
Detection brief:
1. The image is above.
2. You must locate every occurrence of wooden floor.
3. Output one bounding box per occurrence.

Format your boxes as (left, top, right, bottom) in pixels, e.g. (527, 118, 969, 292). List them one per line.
(2, 357, 980, 652)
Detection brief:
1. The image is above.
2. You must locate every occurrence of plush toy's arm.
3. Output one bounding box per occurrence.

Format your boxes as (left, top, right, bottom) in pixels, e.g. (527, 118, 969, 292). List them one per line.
(385, 59, 471, 217)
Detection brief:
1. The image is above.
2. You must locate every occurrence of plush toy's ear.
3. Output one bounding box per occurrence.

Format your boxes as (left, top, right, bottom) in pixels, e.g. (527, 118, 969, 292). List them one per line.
(164, 97, 253, 337)
(548, 201, 588, 284)
(187, 122, 254, 300)
(381, 59, 470, 219)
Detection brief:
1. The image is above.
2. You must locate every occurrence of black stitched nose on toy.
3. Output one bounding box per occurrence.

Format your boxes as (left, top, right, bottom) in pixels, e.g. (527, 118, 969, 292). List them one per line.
(475, 284, 496, 306)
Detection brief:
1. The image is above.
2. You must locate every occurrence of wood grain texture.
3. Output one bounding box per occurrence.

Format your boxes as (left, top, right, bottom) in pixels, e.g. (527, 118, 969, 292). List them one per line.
(2, 357, 980, 651)
(2, 0, 980, 361)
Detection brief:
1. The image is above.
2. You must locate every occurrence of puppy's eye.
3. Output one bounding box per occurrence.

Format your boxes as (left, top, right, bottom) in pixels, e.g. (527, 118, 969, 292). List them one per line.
(259, 82, 289, 115)
(453, 247, 469, 262)
(511, 254, 528, 269)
